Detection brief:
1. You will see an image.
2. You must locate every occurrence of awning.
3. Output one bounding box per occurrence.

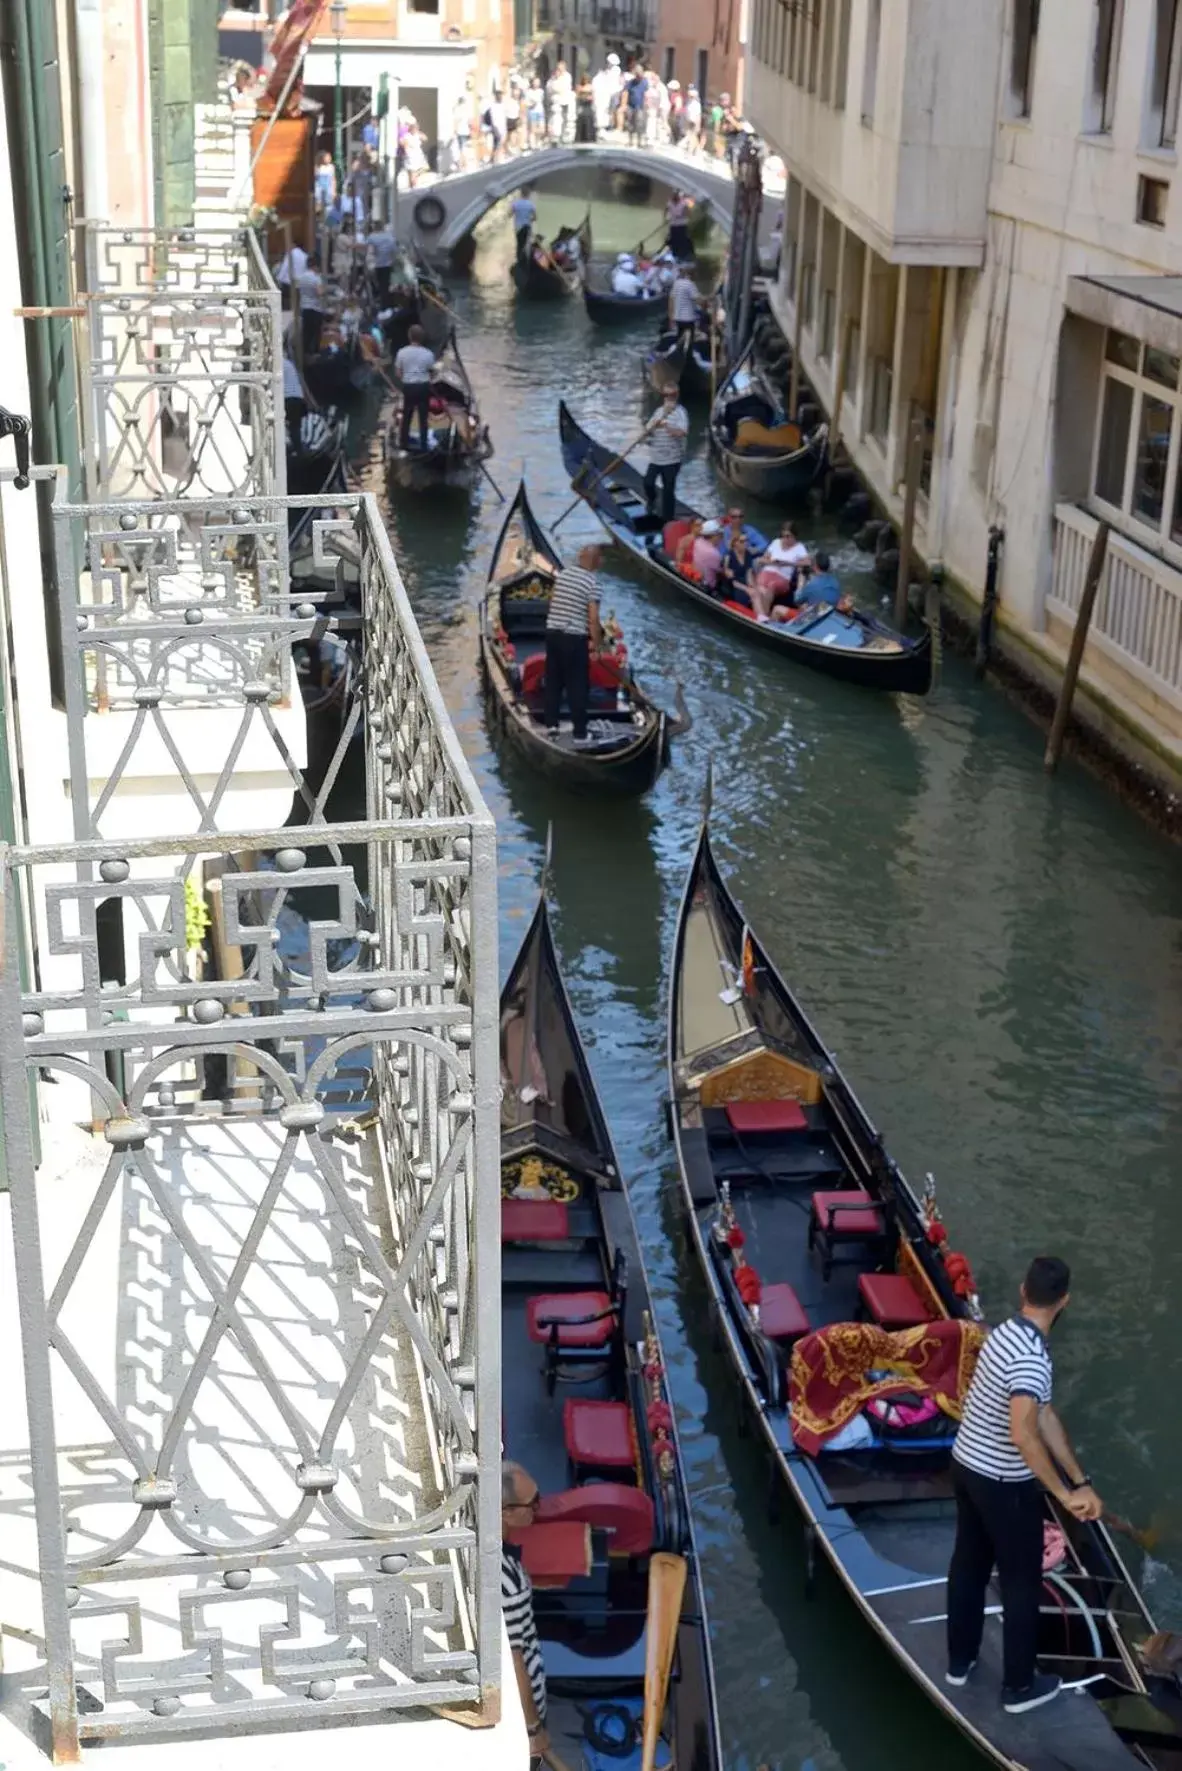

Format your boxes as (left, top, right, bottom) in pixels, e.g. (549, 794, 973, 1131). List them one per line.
(1066, 274, 1182, 357)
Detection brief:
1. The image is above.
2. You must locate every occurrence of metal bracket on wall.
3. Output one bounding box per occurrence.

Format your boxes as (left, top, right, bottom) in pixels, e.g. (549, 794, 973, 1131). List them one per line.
(0, 407, 32, 488)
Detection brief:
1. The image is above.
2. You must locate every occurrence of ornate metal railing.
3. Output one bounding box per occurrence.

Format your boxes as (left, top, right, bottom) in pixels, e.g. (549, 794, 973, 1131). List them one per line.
(0, 488, 500, 1756)
(80, 223, 284, 505)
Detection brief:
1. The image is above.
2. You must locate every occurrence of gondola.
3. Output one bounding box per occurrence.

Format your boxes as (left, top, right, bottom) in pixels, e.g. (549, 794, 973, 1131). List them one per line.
(709, 338, 828, 501)
(583, 278, 667, 325)
(285, 405, 349, 499)
(512, 215, 592, 300)
(667, 818, 1181, 1771)
(386, 331, 493, 494)
(501, 885, 723, 1771)
(558, 403, 932, 694)
(645, 329, 713, 402)
(478, 483, 686, 794)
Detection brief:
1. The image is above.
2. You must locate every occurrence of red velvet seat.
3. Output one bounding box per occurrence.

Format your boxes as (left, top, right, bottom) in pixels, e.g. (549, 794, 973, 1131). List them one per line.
(521, 653, 546, 697)
(725, 1099, 808, 1134)
(808, 1188, 886, 1281)
(858, 1271, 932, 1329)
(564, 1398, 636, 1470)
(526, 1290, 616, 1348)
(758, 1281, 810, 1343)
(507, 1519, 592, 1588)
(501, 1198, 570, 1242)
(663, 518, 692, 556)
(536, 1483, 654, 1557)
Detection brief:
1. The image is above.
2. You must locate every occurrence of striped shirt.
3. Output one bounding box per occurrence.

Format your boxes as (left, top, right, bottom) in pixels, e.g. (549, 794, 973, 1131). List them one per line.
(953, 1316, 1053, 1482)
(546, 563, 597, 634)
(502, 1548, 546, 1721)
(647, 403, 689, 466)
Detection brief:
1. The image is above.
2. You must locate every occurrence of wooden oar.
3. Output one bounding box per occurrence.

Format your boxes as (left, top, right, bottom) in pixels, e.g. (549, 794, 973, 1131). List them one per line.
(1105, 1510, 1162, 1553)
(641, 1552, 687, 1771)
(552, 424, 651, 530)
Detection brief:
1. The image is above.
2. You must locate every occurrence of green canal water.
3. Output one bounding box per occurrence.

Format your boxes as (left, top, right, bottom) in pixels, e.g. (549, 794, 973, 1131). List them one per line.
(363, 185, 1182, 1770)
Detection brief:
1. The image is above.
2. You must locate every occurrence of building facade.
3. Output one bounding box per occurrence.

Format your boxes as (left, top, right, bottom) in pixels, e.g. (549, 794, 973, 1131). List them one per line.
(533, 0, 655, 77)
(653, 0, 747, 109)
(748, 0, 1182, 788)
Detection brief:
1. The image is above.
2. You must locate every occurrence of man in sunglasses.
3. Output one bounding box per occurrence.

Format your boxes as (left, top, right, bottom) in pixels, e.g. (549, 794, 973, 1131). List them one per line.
(502, 1461, 548, 1756)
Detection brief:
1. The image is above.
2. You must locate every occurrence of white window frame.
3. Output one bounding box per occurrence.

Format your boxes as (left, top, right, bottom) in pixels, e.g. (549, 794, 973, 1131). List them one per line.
(1090, 331, 1182, 562)
(1084, 0, 1124, 134)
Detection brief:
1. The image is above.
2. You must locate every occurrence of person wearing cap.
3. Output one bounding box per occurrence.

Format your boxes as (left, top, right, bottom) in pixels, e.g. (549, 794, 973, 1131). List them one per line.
(684, 85, 703, 154)
(691, 518, 724, 590)
(593, 54, 622, 133)
(667, 80, 685, 145)
(611, 253, 643, 298)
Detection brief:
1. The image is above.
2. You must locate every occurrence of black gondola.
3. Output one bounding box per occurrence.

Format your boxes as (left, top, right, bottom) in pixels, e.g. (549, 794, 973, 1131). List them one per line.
(646, 329, 713, 402)
(386, 332, 493, 494)
(558, 403, 932, 695)
(583, 278, 667, 325)
(501, 886, 723, 1771)
(668, 819, 1179, 1771)
(512, 216, 592, 300)
(479, 483, 685, 794)
(285, 406, 349, 499)
(709, 338, 828, 501)
(302, 330, 373, 410)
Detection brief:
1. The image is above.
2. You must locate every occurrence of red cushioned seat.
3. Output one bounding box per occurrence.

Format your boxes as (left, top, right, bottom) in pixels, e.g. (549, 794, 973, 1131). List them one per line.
(536, 1484, 654, 1557)
(758, 1281, 810, 1343)
(501, 1198, 570, 1242)
(858, 1271, 932, 1329)
(521, 653, 545, 696)
(810, 1190, 884, 1238)
(722, 599, 755, 618)
(725, 1099, 808, 1134)
(507, 1519, 591, 1588)
(564, 1398, 635, 1469)
(663, 518, 692, 555)
(526, 1291, 615, 1348)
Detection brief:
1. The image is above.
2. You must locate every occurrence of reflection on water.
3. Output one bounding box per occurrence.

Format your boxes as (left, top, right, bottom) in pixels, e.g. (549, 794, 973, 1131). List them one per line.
(337, 185, 1182, 1769)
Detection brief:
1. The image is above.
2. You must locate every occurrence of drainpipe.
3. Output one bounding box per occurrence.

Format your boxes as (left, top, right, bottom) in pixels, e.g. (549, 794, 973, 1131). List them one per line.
(73, 0, 109, 219)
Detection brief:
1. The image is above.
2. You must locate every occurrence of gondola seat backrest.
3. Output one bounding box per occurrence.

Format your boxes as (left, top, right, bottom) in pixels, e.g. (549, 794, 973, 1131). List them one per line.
(663, 518, 692, 557)
(535, 1483, 654, 1557)
(520, 649, 623, 710)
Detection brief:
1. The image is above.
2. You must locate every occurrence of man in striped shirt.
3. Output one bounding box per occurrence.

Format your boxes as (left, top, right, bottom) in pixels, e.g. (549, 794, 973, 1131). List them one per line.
(544, 544, 603, 743)
(947, 1256, 1103, 1714)
(502, 1461, 548, 1756)
(642, 385, 689, 523)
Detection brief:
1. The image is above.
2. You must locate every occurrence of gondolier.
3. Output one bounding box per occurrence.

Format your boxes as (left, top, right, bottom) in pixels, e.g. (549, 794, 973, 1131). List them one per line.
(544, 543, 603, 743)
(511, 187, 537, 263)
(668, 267, 700, 346)
(393, 324, 436, 452)
(665, 191, 694, 260)
(643, 385, 689, 522)
(947, 1256, 1103, 1715)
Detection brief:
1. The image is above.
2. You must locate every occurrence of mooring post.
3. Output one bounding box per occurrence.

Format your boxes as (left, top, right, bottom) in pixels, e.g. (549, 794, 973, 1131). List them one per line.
(894, 419, 925, 631)
(1044, 520, 1110, 773)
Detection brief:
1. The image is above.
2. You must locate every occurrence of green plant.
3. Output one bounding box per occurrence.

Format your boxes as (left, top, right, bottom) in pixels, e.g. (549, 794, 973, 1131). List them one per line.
(184, 877, 211, 952)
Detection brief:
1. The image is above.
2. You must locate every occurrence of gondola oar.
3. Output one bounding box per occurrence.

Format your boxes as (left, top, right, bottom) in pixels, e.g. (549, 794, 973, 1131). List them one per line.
(641, 1552, 687, 1771)
(552, 423, 651, 530)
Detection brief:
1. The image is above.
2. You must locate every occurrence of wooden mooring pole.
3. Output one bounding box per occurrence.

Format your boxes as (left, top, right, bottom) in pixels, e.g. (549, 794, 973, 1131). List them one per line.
(894, 419, 925, 631)
(1044, 520, 1110, 773)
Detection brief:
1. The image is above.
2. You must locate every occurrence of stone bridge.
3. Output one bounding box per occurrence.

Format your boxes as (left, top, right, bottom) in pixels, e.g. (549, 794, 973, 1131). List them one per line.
(401, 142, 779, 257)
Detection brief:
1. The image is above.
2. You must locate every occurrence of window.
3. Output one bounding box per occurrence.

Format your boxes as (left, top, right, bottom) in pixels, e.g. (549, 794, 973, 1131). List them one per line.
(696, 47, 709, 98)
(833, 0, 852, 108)
(861, 0, 880, 123)
(808, 0, 822, 90)
(1093, 327, 1182, 553)
(1137, 173, 1170, 225)
(662, 44, 675, 82)
(1084, 0, 1122, 132)
(408, 0, 440, 11)
(1008, 0, 1039, 119)
(1147, 0, 1182, 147)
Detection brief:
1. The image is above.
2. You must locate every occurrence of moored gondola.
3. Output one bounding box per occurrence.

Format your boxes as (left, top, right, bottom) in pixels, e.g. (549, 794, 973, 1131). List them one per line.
(386, 331, 493, 494)
(583, 278, 667, 325)
(512, 215, 592, 300)
(646, 329, 713, 402)
(479, 483, 686, 794)
(501, 885, 722, 1771)
(559, 403, 932, 694)
(667, 817, 1178, 1771)
(709, 338, 828, 501)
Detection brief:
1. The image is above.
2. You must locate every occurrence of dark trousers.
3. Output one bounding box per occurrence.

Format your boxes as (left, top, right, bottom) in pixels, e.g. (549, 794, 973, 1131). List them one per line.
(947, 1465, 1044, 1693)
(543, 629, 590, 738)
(374, 264, 392, 303)
(301, 307, 323, 356)
(284, 396, 306, 437)
(676, 318, 697, 346)
(515, 224, 531, 263)
(399, 383, 431, 449)
(669, 223, 693, 260)
(644, 460, 680, 522)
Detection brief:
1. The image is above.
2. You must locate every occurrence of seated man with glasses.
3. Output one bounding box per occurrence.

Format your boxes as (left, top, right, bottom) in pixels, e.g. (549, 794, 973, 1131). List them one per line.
(502, 1461, 548, 1758)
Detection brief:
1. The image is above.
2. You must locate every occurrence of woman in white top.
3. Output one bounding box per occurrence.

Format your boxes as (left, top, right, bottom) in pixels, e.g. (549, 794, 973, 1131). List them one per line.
(752, 522, 812, 618)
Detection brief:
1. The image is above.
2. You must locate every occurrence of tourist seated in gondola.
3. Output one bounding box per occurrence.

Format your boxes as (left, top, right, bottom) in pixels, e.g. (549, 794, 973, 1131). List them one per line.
(691, 518, 724, 589)
(750, 520, 811, 616)
(673, 516, 704, 576)
(611, 252, 643, 296)
(720, 529, 757, 608)
(769, 550, 853, 621)
(721, 505, 769, 558)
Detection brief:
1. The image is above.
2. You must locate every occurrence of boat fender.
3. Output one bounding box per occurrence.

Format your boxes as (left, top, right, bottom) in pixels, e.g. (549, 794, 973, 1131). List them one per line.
(413, 194, 446, 233)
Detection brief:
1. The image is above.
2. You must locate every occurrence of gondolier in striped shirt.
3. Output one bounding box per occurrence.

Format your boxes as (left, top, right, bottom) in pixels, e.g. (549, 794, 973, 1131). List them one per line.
(502, 1462, 548, 1758)
(946, 1256, 1103, 1715)
(643, 384, 689, 524)
(544, 544, 603, 744)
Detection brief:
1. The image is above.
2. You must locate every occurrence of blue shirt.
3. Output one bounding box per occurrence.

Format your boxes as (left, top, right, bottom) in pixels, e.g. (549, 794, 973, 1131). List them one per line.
(797, 571, 842, 607)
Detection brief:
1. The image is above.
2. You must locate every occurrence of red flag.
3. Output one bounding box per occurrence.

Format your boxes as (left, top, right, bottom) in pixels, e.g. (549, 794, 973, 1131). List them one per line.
(262, 0, 331, 117)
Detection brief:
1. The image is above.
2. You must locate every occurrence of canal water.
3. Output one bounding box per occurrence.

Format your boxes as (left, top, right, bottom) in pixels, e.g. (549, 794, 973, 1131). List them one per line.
(360, 184, 1182, 1770)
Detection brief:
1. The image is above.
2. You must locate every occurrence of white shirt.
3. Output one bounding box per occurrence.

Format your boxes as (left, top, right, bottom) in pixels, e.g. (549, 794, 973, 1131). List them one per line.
(282, 356, 303, 399)
(295, 267, 324, 312)
(395, 343, 436, 384)
(549, 70, 572, 100)
(612, 267, 643, 297)
(511, 196, 537, 231)
(277, 245, 307, 286)
(764, 538, 810, 567)
(671, 277, 698, 322)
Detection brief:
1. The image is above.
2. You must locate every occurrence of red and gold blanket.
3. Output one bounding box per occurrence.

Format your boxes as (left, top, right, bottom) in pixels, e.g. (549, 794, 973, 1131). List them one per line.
(789, 1318, 986, 1456)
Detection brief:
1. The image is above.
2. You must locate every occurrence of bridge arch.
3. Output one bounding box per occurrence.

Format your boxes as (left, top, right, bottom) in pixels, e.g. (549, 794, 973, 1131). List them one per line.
(408, 146, 739, 254)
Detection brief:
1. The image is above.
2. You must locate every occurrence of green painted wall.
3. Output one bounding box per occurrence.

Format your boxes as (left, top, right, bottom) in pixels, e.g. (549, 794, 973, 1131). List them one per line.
(148, 0, 220, 228)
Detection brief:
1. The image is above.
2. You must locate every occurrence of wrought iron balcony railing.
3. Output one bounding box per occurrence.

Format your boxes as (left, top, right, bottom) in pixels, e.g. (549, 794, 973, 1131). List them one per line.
(0, 488, 500, 1758)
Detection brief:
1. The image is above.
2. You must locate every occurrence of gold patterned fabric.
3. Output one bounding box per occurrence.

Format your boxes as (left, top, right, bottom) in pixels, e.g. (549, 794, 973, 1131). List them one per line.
(789, 1318, 986, 1455)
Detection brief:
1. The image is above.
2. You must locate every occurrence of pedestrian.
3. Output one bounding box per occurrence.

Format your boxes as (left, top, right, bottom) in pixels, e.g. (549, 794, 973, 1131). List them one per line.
(575, 72, 596, 142)
(313, 151, 336, 213)
(544, 543, 604, 744)
(502, 1462, 548, 1762)
(403, 123, 427, 186)
(275, 238, 307, 310)
(394, 323, 436, 451)
(625, 64, 647, 146)
(707, 93, 726, 157)
(282, 345, 306, 437)
(668, 80, 685, 145)
(592, 53, 622, 133)
(684, 84, 702, 154)
(547, 60, 573, 143)
(643, 71, 663, 145)
(487, 91, 507, 161)
(361, 115, 379, 153)
(367, 225, 398, 304)
(452, 89, 473, 170)
(946, 1255, 1103, 1715)
(295, 255, 325, 356)
(526, 77, 546, 148)
(643, 384, 689, 522)
(666, 190, 695, 261)
(511, 185, 537, 263)
(504, 82, 522, 153)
